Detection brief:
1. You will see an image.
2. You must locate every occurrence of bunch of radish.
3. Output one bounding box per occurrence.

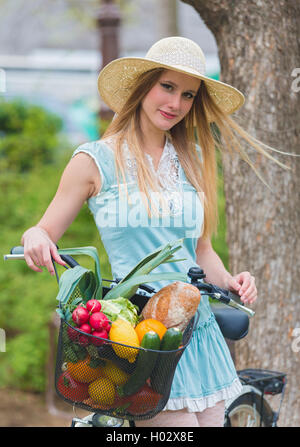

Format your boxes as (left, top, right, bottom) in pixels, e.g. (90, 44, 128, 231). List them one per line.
(68, 299, 111, 346)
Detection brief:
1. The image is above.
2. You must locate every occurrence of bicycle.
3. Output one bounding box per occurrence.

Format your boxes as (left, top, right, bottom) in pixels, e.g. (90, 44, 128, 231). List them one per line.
(4, 246, 286, 428)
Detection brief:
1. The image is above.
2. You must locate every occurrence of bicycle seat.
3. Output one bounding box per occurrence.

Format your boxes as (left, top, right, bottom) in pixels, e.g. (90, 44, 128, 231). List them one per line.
(211, 304, 249, 340)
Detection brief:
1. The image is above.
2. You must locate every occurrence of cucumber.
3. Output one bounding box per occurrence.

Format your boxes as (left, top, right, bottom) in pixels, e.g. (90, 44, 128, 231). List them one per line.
(150, 327, 183, 394)
(117, 331, 161, 397)
(160, 327, 183, 351)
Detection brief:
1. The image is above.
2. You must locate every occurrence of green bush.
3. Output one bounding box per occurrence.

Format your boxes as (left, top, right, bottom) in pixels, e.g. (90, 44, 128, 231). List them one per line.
(0, 98, 64, 173)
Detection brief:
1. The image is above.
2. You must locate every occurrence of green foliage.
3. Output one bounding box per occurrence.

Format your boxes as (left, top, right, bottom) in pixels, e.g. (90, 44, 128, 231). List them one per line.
(0, 98, 64, 173)
(212, 151, 229, 270)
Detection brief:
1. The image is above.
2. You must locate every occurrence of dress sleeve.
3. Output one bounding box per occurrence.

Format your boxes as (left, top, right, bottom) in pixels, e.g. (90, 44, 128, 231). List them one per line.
(71, 141, 114, 194)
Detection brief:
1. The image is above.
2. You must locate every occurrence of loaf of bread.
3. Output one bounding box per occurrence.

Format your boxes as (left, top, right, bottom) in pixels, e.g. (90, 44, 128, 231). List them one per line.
(141, 281, 201, 331)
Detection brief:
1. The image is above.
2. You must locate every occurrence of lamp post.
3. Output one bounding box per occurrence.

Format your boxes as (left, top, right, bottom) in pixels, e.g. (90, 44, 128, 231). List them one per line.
(97, 0, 121, 121)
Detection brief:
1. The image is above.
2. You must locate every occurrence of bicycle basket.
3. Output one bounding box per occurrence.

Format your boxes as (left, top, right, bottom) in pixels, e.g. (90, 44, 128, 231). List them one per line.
(55, 284, 199, 421)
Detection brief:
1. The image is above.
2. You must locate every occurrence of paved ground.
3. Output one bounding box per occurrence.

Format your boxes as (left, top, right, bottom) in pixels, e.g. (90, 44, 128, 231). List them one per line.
(0, 388, 88, 427)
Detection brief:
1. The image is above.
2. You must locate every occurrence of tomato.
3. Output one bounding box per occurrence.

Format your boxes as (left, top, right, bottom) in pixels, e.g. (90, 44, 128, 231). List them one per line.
(57, 371, 89, 402)
(121, 384, 162, 416)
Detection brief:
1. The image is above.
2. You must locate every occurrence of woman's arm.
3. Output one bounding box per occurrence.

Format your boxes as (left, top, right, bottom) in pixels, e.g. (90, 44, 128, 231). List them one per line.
(21, 152, 101, 275)
(196, 237, 257, 304)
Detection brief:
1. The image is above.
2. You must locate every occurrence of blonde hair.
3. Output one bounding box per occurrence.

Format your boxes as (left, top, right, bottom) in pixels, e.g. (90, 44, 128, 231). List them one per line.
(102, 68, 290, 240)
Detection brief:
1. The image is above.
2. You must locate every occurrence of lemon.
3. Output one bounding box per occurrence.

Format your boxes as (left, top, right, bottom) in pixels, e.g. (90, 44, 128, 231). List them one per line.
(88, 377, 116, 405)
(102, 360, 130, 386)
(109, 319, 140, 362)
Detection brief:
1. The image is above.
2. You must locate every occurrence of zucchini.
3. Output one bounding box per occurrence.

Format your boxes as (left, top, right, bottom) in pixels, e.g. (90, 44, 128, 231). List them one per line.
(117, 331, 161, 397)
(150, 327, 183, 394)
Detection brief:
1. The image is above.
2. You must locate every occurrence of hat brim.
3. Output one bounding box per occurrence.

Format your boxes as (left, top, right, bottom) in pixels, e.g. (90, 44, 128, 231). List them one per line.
(97, 57, 245, 119)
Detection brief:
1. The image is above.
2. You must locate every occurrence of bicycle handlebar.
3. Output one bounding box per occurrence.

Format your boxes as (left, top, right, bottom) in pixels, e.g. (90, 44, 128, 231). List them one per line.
(4, 246, 255, 318)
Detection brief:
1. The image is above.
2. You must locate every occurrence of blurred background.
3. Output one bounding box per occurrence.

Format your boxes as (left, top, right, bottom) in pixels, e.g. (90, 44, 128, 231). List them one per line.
(0, 0, 227, 426)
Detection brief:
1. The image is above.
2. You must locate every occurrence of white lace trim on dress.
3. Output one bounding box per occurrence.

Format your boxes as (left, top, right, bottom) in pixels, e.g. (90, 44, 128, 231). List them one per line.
(162, 378, 243, 413)
(123, 138, 184, 216)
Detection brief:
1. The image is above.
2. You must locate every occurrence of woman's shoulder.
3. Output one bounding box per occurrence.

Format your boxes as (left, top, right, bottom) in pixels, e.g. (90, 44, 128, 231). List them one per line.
(75, 137, 115, 154)
(71, 138, 117, 193)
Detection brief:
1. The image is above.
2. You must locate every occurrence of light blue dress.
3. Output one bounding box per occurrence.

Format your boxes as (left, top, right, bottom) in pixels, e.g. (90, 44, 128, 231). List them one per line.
(72, 138, 243, 412)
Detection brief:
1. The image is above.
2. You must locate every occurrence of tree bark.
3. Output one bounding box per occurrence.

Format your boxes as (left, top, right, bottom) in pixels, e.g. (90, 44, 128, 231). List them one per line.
(156, 0, 179, 39)
(181, 0, 300, 427)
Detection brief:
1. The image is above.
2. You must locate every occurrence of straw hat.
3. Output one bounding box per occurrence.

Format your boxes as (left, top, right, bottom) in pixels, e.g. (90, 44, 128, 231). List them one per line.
(97, 36, 245, 119)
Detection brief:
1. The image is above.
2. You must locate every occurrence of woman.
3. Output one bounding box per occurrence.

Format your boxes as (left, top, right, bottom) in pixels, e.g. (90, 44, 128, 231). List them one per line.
(22, 36, 280, 427)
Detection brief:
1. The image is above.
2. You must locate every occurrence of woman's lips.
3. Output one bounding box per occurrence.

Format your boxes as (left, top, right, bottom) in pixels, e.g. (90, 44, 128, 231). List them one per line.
(159, 110, 177, 119)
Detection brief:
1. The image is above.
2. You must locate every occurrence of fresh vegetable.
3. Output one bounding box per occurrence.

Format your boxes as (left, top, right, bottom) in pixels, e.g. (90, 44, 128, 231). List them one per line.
(67, 355, 104, 383)
(57, 371, 89, 402)
(72, 306, 89, 326)
(89, 311, 110, 330)
(79, 323, 92, 334)
(109, 319, 140, 363)
(117, 330, 161, 397)
(99, 297, 140, 327)
(103, 239, 188, 301)
(86, 299, 102, 314)
(63, 337, 87, 363)
(88, 376, 116, 405)
(67, 325, 79, 342)
(150, 327, 183, 394)
(77, 334, 89, 346)
(160, 327, 183, 350)
(101, 360, 130, 386)
(91, 329, 108, 346)
(135, 318, 167, 343)
(122, 384, 162, 416)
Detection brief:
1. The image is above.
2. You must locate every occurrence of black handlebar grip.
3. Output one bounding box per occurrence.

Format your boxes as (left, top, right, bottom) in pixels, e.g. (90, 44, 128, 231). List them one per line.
(10, 245, 79, 269)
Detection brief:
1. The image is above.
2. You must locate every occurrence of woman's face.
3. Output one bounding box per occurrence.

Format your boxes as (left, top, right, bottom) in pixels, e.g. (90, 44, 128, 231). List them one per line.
(140, 69, 201, 133)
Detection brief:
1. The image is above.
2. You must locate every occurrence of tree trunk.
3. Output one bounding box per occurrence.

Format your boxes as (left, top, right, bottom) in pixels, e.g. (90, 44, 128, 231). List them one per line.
(181, 0, 300, 427)
(156, 0, 179, 38)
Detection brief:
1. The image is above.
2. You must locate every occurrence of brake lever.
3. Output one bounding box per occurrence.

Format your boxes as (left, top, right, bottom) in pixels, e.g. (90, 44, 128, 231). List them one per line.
(187, 267, 255, 318)
(210, 285, 255, 318)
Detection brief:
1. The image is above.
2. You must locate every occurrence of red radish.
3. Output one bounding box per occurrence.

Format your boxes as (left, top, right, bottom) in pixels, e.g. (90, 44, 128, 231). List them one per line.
(72, 306, 89, 326)
(78, 334, 89, 346)
(67, 326, 78, 342)
(92, 329, 108, 346)
(79, 323, 92, 334)
(86, 299, 101, 314)
(102, 320, 111, 332)
(89, 312, 109, 330)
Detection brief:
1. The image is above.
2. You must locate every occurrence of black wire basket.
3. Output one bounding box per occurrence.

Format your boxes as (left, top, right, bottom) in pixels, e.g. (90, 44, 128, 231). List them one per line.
(55, 283, 199, 421)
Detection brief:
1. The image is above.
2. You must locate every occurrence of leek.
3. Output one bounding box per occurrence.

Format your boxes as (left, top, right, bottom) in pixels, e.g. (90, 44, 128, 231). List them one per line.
(104, 238, 187, 300)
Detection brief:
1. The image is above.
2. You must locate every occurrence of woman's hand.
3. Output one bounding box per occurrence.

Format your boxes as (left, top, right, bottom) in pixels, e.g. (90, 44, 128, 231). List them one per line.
(226, 271, 257, 304)
(22, 226, 66, 275)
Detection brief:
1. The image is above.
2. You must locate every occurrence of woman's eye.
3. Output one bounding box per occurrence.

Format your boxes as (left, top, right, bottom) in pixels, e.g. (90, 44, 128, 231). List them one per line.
(160, 83, 173, 91)
(183, 92, 194, 99)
